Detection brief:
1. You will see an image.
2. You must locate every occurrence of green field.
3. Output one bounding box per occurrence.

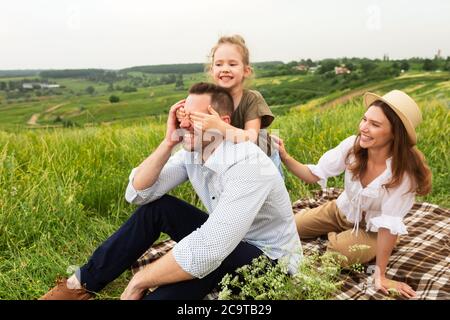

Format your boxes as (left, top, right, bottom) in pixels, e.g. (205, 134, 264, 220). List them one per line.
(0, 71, 449, 299)
(1, 69, 448, 130)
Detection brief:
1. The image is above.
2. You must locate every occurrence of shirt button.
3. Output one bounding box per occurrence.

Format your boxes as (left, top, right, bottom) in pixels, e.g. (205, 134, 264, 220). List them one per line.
(212, 197, 215, 200)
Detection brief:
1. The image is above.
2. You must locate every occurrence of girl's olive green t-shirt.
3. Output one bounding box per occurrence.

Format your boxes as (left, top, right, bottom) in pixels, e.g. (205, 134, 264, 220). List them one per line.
(230, 89, 274, 129)
(230, 89, 275, 155)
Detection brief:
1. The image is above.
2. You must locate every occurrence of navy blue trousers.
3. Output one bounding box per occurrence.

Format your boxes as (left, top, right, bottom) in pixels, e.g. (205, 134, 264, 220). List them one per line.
(79, 194, 264, 300)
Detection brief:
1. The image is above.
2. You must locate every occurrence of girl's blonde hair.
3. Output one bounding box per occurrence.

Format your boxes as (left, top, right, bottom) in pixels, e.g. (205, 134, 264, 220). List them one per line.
(207, 35, 251, 72)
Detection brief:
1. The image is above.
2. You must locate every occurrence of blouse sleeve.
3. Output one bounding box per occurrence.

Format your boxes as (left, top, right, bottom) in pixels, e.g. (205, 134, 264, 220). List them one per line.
(368, 174, 415, 235)
(306, 135, 356, 189)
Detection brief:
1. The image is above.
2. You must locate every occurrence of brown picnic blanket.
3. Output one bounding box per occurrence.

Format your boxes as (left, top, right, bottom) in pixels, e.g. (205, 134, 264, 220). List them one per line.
(131, 188, 450, 300)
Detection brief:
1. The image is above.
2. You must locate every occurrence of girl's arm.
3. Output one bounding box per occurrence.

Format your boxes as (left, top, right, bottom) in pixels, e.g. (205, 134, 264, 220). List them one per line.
(189, 106, 261, 143)
(271, 135, 320, 184)
(221, 117, 260, 143)
(375, 228, 416, 298)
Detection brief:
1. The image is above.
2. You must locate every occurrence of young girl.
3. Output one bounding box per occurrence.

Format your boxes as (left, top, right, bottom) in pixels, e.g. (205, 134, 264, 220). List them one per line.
(273, 90, 432, 298)
(177, 35, 282, 173)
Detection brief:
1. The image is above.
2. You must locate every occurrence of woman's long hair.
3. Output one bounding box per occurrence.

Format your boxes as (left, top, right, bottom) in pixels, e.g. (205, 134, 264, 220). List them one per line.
(346, 101, 432, 195)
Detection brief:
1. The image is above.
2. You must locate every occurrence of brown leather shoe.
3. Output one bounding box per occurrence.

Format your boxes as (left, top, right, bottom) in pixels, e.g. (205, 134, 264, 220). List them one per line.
(39, 278, 93, 300)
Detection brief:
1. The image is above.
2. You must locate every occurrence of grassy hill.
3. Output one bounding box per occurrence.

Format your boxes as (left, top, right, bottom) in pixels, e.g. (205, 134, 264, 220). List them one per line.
(0, 73, 448, 299)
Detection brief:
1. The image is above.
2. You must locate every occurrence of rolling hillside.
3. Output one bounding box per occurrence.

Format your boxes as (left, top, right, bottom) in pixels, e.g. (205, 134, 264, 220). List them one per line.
(0, 71, 448, 299)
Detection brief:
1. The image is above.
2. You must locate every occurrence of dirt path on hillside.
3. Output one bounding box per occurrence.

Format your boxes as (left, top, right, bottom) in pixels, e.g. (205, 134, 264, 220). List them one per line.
(43, 103, 66, 114)
(320, 89, 368, 108)
(27, 114, 40, 125)
(27, 103, 67, 125)
(318, 81, 391, 109)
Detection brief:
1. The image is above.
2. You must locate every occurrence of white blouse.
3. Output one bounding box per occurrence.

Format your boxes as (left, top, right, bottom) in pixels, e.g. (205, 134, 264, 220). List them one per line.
(307, 135, 415, 235)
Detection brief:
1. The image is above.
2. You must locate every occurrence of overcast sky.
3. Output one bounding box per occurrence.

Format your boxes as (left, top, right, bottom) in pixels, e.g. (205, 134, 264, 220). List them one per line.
(1, 0, 449, 70)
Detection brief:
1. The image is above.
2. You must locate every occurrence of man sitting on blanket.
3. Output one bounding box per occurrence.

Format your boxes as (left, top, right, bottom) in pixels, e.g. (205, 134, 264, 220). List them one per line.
(40, 82, 302, 300)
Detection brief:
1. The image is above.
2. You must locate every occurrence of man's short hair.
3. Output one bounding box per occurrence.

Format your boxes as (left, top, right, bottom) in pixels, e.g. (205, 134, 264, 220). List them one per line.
(188, 82, 234, 116)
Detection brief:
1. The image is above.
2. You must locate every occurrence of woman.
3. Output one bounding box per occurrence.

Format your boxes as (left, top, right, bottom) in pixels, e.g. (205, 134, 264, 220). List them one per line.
(273, 90, 432, 298)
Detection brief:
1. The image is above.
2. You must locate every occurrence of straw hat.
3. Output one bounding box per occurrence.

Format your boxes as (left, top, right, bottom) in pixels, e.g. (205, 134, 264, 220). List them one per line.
(363, 90, 422, 145)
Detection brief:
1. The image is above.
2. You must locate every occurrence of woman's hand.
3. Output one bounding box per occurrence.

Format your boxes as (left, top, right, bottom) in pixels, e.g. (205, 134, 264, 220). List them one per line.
(270, 134, 288, 161)
(190, 105, 225, 134)
(375, 275, 416, 299)
(374, 228, 415, 299)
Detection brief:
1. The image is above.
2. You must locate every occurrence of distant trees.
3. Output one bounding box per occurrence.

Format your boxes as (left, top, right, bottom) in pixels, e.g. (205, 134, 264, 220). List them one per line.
(256, 62, 308, 77)
(123, 63, 204, 74)
(318, 59, 338, 74)
(445, 57, 450, 71)
(304, 58, 315, 67)
(286, 61, 298, 68)
(85, 86, 95, 95)
(175, 73, 184, 90)
(40, 69, 102, 79)
(122, 86, 137, 93)
(0, 78, 41, 91)
(159, 74, 177, 85)
(367, 64, 401, 80)
(423, 59, 438, 71)
(40, 69, 125, 83)
(400, 60, 410, 71)
(341, 58, 355, 71)
(241, 57, 450, 79)
(8, 81, 18, 91)
(254, 57, 450, 79)
(360, 60, 377, 74)
(109, 95, 120, 103)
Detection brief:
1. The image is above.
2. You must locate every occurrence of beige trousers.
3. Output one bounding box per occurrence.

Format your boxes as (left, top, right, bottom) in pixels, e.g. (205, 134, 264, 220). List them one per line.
(295, 200, 378, 267)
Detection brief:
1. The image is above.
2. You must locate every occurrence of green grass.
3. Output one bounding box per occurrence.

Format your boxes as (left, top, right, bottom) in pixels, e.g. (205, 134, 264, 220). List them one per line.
(0, 75, 448, 299)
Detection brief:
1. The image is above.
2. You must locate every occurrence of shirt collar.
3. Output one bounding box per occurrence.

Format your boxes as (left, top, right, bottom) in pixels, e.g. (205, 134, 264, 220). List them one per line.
(202, 140, 257, 174)
(385, 157, 392, 170)
(375, 157, 393, 184)
(357, 156, 393, 191)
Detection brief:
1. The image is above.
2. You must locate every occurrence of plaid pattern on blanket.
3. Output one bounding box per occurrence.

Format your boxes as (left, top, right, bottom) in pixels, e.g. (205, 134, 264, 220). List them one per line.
(131, 188, 450, 300)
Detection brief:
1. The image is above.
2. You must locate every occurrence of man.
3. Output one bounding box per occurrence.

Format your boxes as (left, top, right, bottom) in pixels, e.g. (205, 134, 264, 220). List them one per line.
(40, 82, 302, 300)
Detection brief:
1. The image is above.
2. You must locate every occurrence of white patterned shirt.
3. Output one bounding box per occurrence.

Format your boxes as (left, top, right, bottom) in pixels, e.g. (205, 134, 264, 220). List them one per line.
(307, 135, 416, 236)
(125, 141, 302, 278)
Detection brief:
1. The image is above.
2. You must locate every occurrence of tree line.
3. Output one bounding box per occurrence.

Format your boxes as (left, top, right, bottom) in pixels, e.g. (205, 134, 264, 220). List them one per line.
(123, 63, 204, 74)
(254, 57, 450, 78)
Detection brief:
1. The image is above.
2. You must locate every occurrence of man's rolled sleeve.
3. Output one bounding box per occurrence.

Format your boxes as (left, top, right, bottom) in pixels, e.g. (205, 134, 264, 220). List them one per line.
(124, 149, 189, 205)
